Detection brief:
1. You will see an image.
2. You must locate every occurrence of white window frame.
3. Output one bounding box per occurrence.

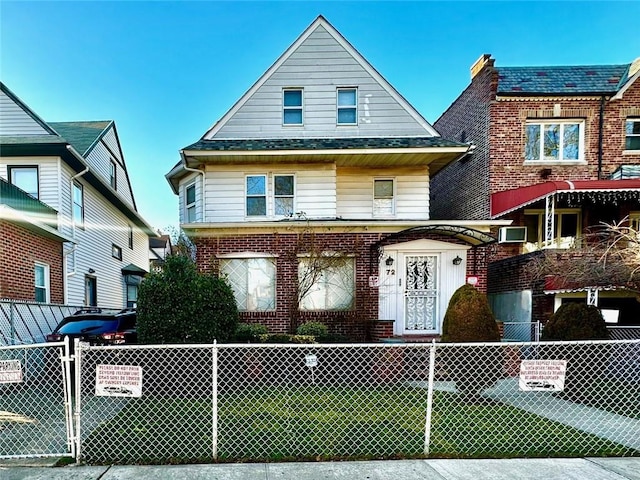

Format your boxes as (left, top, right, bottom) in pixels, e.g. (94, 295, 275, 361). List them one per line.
(337, 87, 357, 125)
(9, 165, 39, 199)
(373, 178, 395, 217)
(524, 119, 585, 162)
(73, 181, 85, 228)
(273, 174, 295, 217)
(109, 160, 117, 189)
(625, 118, 640, 151)
(185, 182, 196, 223)
(524, 208, 581, 250)
(283, 88, 303, 126)
(298, 254, 355, 311)
(34, 262, 50, 303)
(219, 254, 276, 312)
(630, 212, 640, 236)
(246, 174, 267, 217)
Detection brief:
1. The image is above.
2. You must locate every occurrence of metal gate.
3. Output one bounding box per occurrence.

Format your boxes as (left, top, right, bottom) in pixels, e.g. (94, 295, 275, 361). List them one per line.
(0, 338, 74, 459)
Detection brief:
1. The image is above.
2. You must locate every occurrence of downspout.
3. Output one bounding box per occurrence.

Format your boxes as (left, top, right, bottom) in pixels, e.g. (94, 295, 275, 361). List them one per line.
(63, 145, 90, 304)
(181, 150, 206, 223)
(597, 95, 605, 180)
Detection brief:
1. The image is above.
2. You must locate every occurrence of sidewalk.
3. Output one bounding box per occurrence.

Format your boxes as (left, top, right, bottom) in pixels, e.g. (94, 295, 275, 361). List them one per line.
(1, 457, 639, 480)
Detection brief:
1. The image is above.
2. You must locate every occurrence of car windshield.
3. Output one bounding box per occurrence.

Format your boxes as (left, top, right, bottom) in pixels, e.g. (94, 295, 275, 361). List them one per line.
(56, 318, 119, 334)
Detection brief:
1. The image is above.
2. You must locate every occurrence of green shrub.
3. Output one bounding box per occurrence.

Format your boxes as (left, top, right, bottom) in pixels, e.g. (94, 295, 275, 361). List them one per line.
(541, 303, 609, 401)
(137, 254, 239, 344)
(258, 334, 316, 344)
(296, 322, 329, 339)
(233, 323, 269, 342)
(541, 303, 609, 341)
(440, 284, 502, 400)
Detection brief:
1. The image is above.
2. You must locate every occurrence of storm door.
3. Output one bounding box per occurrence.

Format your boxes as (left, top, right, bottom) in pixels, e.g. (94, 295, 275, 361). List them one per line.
(403, 255, 438, 333)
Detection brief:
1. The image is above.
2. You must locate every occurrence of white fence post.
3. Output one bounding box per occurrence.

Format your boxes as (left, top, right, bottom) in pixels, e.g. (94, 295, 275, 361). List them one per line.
(73, 338, 83, 463)
(424, 340, 437, 455)
(212, 340, 218, 460)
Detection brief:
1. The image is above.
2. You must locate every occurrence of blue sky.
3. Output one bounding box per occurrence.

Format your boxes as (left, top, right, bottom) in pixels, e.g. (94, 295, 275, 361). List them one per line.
(2, 1, 638, 232)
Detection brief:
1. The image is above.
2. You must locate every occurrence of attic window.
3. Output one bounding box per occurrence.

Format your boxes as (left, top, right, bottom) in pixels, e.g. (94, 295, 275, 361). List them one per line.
(337, 88, 357, 125)
(109, 160, 117, 189)
(283, 89, 303, 125)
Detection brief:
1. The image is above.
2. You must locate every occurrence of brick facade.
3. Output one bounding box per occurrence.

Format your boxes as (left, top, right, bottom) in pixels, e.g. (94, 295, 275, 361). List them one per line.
(433, 57, 640, 325)
(194, 231, 490, 340)
(0, 220, 64, 303)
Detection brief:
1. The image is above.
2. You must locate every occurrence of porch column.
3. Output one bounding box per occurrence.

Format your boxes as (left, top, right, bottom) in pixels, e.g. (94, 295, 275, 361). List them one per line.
(545, 194, 555, 247)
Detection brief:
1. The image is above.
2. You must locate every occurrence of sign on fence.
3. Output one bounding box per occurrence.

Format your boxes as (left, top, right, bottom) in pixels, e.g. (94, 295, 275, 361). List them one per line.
(0, 359, 23, 383)
(519, 359, 566, 392)
(95, 364, 143, 397)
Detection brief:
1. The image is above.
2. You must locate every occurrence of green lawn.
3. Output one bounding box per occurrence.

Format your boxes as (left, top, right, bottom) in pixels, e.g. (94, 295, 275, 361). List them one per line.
(81, 386, 638, 464)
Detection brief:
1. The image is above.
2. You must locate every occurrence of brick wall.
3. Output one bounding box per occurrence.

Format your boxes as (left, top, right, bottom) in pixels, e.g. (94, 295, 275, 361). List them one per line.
(0, 220, 64, 303)
(431, 64, 497, 220)
(194, 231, 492, 339)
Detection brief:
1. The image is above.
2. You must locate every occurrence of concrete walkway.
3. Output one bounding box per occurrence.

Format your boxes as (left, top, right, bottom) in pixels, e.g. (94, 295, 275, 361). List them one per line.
(484, 378, 640, 451)
(1, 457, 639, 479)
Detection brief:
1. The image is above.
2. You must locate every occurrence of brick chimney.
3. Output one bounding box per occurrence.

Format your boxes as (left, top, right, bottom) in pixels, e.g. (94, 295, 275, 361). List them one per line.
(471, 54, 495, 80)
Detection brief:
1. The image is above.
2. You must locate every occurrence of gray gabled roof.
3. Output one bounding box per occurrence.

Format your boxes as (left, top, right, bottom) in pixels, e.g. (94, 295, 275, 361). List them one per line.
(49, 121, 112, 156)
(496, 64, 631, 95)
(184, 136, 467, 152)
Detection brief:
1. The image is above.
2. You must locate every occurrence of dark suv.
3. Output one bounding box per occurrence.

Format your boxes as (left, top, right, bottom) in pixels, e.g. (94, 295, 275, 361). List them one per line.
(46, 308, 137, 345)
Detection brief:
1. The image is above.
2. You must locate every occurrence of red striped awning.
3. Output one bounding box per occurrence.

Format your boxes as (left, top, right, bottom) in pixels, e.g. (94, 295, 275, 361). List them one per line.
(491, 180, 640, 218)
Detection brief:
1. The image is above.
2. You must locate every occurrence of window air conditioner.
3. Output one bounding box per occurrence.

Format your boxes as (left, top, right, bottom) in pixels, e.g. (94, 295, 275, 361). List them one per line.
(498, 226, 527, 243)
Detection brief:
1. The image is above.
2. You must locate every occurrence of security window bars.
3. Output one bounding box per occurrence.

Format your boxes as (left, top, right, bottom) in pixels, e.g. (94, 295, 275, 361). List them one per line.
(626, 118, 640, 150)
(34, 263, 49, 303)
(246, 175, 267, 216)
(185, 183, 196, 222)
(73, 182, 84, 228)
(283, 89, 303, 125)
(274, 175, 294, 216)
(525, 121, 583, 161)
(337, 88, 357, 125)
(373, 179, 395, 217)
(220, 257, 275, 311)
(299, 256, 355, 311)
(9, 165, 39, 199)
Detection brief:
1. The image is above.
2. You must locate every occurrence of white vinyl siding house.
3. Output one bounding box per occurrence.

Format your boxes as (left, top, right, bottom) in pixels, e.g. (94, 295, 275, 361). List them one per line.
(207, 24, 435, 140)
(1, 83, 154, 309)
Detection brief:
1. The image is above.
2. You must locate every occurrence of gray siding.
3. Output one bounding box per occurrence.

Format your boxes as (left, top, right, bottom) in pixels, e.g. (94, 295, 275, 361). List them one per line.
(0, 91, 51, 136)
(211, 26, 431, 139)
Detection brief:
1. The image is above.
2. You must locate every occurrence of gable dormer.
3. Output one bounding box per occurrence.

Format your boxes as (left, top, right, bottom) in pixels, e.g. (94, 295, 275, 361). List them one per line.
(205, 16, 438, 140)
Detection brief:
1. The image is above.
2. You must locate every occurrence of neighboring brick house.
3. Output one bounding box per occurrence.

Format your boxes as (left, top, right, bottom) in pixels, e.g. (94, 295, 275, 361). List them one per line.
(166, 16, 506, 341)
(1, 82, 155, 308)
(431, 55, 640, 331)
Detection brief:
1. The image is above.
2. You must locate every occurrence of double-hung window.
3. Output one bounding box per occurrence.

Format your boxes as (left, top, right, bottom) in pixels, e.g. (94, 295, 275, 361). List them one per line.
(9, 165, 39, 199)
(283, 89, 303, 125)
(298, 255, 355, 311)
(337, 88, 357, 125)
(626, 118, 640, 151)
(524, 120, 584, 162)
(274, 174, 294, 216)
(246, 175, 267, 216)
(109, 160, 117, 189)
(220, 256, 276, 311)
(34, 263, 49, 303)
(185, 183, 196, 222)
(373, 179, 395, 217)
(630, 212, 640, 239)
(73, 182, 84, 228)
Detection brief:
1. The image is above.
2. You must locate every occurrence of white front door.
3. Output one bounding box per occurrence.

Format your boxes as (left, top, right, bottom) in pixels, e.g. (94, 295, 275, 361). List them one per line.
(402, 255, 439, 333)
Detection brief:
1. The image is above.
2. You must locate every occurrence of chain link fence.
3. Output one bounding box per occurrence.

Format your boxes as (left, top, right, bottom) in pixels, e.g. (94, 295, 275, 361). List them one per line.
(74, 340, 639, 464)
(0, 340, 73, 458)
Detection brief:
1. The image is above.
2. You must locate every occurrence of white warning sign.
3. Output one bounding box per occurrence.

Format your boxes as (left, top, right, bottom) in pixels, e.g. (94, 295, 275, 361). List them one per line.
(0, 360, 23, 384)
(95, 364, 142, 397)
(519, 360, 566, 392)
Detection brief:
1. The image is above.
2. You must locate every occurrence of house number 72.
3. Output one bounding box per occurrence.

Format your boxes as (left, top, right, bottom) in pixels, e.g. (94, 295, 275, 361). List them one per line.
(386, 269, 396, 276)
